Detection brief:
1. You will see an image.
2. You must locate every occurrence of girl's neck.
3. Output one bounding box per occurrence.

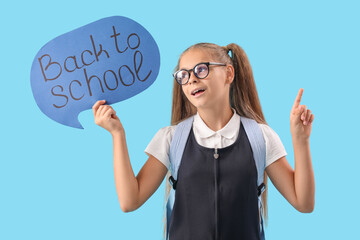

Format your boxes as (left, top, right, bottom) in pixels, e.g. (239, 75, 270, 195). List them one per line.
(197, 105, 234, 132)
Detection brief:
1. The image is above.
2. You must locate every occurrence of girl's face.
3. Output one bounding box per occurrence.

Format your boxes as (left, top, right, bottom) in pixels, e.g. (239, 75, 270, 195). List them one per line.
(179, 49, 233, 110)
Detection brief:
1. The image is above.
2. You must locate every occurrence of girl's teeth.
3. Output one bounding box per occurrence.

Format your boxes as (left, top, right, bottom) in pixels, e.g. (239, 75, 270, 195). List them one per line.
(194, 90, 204, 96)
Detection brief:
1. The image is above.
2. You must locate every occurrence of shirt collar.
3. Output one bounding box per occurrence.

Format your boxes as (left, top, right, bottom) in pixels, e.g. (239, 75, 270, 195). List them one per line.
(193, 108, 240, 139)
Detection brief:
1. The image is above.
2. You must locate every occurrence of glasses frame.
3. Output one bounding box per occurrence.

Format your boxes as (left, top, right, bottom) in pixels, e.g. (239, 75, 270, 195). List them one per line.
(173, 62, 227, 85)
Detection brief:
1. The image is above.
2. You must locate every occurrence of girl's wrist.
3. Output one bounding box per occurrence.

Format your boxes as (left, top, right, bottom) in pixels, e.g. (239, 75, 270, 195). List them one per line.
(292, 135, 310, 145)
(111, 128, 125, 138)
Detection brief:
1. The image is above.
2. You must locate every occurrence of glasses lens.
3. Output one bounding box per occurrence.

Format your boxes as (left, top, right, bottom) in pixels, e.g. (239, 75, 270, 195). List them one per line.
(194, 63, 209, 79)
(175, 70, 189, 85)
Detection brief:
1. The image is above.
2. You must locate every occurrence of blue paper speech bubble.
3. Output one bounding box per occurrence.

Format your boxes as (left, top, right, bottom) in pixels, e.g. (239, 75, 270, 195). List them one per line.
(31, 16, 160, 129)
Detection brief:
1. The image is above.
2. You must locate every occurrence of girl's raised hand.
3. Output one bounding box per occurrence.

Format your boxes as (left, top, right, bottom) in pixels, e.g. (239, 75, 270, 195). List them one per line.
(92, 100, 124, 135)
(290, 88, 315, 141)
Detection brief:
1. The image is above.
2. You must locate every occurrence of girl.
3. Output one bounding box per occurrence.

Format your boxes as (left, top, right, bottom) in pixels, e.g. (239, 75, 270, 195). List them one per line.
(92, 43, 315, 240)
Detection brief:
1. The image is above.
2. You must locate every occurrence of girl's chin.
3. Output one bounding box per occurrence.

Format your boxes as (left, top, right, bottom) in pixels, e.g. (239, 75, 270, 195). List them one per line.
(191, 102, 211, 110)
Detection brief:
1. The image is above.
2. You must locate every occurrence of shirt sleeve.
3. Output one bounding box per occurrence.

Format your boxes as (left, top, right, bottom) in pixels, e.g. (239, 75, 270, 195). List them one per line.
(259, 124, 287, 168)
(144, 126, 175, 170)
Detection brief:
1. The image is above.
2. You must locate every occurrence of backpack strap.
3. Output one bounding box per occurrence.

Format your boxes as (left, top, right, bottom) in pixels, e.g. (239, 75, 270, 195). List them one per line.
(240, 116, 266, 240)
(169, 116, 194, 181)
(166, 115, 194, 240)
(240, 116, 266, 189)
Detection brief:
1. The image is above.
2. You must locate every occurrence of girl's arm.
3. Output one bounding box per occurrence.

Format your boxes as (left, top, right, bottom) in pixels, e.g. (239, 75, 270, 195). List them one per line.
(266, 88, 315, 213)
(112, 131, 168, 212)
(93, 100, 168, 212)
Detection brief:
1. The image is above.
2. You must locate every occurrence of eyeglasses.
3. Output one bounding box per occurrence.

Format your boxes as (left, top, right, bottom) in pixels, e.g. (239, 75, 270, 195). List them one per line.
(173, 62, 226, 85)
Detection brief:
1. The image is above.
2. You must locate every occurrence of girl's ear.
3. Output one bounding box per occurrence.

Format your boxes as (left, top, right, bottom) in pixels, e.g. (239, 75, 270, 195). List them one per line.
(226, 65, 235, 84)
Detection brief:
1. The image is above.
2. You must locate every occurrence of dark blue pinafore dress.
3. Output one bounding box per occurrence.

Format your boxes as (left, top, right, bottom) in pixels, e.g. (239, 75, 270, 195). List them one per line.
(168, 121, 260, 240)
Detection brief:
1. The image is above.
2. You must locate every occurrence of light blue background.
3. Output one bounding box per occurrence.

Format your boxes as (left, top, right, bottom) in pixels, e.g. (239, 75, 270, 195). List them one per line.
(1, 0, 359, 239)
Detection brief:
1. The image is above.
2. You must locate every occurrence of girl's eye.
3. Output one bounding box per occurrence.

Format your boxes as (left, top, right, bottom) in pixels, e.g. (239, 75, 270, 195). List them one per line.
(195, 64, 208, 78)
(180, 71, 188, 79)
(196, 65, 207, 73)
(176, 70, 188, 83)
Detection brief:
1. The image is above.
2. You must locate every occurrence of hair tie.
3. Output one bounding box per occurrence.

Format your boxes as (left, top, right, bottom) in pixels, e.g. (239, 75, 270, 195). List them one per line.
(227, 48, 233, 59)
(223, 45, 233, 59)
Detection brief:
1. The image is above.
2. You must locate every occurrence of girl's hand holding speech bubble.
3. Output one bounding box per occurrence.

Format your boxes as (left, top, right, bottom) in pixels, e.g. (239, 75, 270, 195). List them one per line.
(93, 100, 124, 135)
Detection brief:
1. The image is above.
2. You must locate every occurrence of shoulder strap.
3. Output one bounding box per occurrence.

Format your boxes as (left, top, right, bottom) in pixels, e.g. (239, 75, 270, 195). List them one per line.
(169, 116, 194, 180)
(240, 116, 266, 189)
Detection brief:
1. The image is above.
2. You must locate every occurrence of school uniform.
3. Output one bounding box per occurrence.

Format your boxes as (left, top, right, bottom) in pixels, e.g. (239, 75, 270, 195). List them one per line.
(145, 108, 287, 240)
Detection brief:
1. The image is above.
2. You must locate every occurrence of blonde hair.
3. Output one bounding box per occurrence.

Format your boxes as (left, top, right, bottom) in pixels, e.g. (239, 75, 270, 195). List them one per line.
(163, 43, 269, 238)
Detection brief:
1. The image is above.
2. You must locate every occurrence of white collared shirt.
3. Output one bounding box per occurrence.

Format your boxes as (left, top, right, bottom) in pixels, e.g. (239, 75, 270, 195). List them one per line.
(192, 108, 240, 149)
(145, 109, 287, 170)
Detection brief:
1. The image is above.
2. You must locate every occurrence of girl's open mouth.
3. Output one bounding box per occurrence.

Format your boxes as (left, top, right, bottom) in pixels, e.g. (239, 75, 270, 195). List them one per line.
(191, 89, 205, 97)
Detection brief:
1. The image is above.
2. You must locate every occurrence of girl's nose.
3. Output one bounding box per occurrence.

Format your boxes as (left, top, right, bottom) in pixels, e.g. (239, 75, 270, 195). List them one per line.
(188, 73, 199, 85)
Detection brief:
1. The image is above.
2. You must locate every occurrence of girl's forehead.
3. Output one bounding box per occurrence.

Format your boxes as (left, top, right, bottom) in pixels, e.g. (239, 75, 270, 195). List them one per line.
(179, 49, 215, 69)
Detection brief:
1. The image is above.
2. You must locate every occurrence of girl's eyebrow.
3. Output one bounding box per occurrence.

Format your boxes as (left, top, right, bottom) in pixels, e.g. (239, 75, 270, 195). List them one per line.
(178, 64, 192, 70)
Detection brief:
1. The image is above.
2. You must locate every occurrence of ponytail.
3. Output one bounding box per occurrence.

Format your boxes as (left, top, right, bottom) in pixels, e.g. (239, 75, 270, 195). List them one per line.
(226, 43, 266, 124)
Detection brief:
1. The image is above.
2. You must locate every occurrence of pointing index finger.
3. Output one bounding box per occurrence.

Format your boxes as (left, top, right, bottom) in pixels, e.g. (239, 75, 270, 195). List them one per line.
(292, 88, 304, 110)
